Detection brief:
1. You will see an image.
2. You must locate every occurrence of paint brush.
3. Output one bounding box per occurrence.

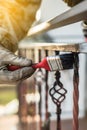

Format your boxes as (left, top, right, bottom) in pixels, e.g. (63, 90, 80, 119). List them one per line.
(7, 54, 74, 71)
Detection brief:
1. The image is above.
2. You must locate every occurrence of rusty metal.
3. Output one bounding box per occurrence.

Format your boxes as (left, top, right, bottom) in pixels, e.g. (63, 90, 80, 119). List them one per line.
(36, 49, 42, 130)
(17, 81, 28, 124)
(45, 50, 49, 120)
(17, 49, 28, 127)
(73, 53, 79, 130)
(38, 82, 42, 130)
(49, 71, 67, 130)
(41, 50, 51, 130)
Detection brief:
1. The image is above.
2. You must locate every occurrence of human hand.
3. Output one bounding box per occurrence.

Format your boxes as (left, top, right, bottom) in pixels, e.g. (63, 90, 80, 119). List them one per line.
(0, 45, 35, 84)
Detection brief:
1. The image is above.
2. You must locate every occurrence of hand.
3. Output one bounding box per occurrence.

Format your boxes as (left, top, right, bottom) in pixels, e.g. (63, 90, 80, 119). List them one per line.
(0, 45, 35, 84)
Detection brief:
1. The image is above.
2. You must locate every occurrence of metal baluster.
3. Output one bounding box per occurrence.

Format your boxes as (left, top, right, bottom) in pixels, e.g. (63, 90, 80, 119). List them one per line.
(42, 50, 51, 130)
(45, 50, 49, 120)
(17, 49, 28, 130)
(38, 49, 42, 130)
(17, 81, 28, 130)
(35, 49, 45, 130)
(49, 71, 67, 130)
(73, 53, 79, 130)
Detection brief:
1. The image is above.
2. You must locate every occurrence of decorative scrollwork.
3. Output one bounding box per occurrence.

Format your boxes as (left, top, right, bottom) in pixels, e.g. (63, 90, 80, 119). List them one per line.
(49, 70, 67, 130)
(49, 71, 67, 106)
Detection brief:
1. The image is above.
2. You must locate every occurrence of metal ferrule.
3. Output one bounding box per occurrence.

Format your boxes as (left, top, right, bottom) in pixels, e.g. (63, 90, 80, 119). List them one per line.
(47, 56, 63, 71)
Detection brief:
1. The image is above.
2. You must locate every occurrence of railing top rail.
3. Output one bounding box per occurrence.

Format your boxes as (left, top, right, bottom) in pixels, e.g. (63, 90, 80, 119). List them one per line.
(19, 42, 87, 53)
(28, 1, 87, 37)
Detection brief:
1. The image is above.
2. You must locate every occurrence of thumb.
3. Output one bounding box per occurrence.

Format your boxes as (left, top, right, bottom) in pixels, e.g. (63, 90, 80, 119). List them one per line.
(7, 53, 32, 66)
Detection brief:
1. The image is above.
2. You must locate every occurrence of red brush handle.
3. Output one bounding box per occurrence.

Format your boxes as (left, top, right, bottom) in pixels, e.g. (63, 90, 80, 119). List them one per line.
(7, 58, 50, 71)
(32, 58, 50, 71)
(7, 65, 22, 71)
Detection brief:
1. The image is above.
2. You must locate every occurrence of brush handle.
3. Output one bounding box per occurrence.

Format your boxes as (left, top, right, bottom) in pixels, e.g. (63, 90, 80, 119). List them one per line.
(7, 65, 22, 71)
(32, 58, 50, 71)
(7, 58, 50, 71)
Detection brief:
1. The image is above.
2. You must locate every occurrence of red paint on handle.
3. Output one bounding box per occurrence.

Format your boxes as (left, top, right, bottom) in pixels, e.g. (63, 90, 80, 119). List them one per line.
(32, 58, 50, 71)
(7, 65, 21, 71)
(7, 58, 50, 71)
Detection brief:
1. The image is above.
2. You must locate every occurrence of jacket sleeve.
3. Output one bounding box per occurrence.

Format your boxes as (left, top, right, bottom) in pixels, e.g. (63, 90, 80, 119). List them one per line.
(0, 0, 41, 52)
(63, 0, 84, 7)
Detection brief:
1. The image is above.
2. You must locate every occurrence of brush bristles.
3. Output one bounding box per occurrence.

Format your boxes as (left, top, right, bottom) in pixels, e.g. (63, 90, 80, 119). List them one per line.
(47, 54, 74, 71)
(60, 54, 74, 70)
(47, 56, 63, 71)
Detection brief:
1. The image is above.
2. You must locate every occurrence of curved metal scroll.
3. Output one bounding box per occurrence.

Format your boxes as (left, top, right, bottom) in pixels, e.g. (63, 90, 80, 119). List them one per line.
(49, 71, 67, 130)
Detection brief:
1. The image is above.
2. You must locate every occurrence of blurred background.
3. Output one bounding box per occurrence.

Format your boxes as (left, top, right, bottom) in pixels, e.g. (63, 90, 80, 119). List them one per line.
(0, 0, 87, 130)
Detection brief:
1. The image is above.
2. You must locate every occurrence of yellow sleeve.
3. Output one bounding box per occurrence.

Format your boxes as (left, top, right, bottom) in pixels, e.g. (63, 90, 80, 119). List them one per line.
(0, 0, 41, 52)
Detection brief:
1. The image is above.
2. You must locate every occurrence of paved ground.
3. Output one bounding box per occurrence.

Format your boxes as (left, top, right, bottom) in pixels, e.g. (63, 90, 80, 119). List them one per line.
(0, 115, 87, 130)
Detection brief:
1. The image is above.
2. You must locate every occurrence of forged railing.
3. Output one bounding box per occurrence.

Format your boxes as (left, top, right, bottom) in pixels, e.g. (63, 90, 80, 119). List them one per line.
(16, 1, 87, 129)
(17, 42, 83, 130)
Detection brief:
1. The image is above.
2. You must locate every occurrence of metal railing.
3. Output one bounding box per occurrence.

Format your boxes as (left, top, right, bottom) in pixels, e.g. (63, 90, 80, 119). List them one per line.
(17, 42, 81, 130)
(16, 1, 87, 129)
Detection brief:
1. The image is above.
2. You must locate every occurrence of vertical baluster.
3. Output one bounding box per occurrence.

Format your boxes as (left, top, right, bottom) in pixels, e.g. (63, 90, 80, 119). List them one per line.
(49, 71, 67, 130)
(57, 105, 61, 130)
(34, 49, 45, 130)
(45, 50, 49, 120)
(42, 50, 51, 130)
(17, 49, 28, 125)
(17, 81, 28, 123)
(38, 49, 42, 130)
(55, 51, 61, 130)
(73, 53, 79, 130)
(38, 83, 42, 130)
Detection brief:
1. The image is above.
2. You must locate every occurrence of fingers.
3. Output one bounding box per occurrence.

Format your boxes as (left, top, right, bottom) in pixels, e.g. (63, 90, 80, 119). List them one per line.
(0, 67, 35, 84)
(0, 45, 32, 66)
(4, 53, 32, 66)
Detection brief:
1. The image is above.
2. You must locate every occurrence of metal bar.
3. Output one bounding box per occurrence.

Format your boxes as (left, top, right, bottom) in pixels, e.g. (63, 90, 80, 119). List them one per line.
(28, 1, 87, 37)
(57, 105, 61, 130)
(17, 49, 28, 126)
(49, 71, 67, 130)
(38, 83, 42, 130)
(38, 49, 42, 130)
(17, 81, 28, 124)
(45, 50, 49, 120)
(73, 53, 79, 130)
(19, 42, 87, 54)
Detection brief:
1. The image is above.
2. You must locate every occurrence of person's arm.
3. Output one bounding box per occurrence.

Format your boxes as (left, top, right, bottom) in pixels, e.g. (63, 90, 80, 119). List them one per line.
(0, 45, 35, 84)
(0, 0, 41, 52)
(0, 0, 41, 84)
